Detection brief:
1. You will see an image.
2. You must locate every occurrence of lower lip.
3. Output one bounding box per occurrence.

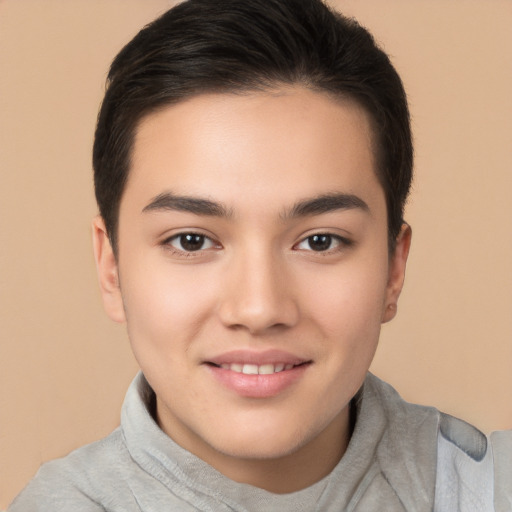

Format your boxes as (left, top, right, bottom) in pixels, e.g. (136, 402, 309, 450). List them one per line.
(206, 364, 310, 398)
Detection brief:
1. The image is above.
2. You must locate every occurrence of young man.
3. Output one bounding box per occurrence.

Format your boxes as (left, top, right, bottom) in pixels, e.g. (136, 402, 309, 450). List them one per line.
(9, 0, 511, 510)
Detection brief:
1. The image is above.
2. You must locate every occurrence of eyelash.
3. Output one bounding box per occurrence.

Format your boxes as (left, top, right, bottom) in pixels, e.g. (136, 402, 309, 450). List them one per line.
(161, 231, 352, 257)
(162, 232, 220, 257)
(293, 233, 352, 254)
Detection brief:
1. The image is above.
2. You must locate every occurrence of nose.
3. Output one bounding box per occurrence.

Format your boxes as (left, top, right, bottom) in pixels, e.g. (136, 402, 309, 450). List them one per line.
(217, 247, 299, 334)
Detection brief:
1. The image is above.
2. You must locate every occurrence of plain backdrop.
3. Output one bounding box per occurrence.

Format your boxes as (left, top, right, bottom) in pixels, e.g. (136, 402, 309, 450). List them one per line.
(1, 0, 511, 507)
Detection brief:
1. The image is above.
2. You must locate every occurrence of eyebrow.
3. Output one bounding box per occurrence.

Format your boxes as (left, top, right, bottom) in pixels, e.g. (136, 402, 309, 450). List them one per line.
(142, 191, 369, 219)
(283, 193, 370, 219)
(142, 192, 232, 217)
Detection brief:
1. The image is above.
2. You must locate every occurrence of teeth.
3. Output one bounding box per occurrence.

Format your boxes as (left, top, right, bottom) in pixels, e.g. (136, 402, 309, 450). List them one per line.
(219, 363, 298, 374)
(258, 364, 275, 375)
(242, 364, 259, 375)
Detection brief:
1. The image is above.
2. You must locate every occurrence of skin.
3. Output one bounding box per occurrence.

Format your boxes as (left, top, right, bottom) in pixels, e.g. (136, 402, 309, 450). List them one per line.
(93, 87, 411, 493)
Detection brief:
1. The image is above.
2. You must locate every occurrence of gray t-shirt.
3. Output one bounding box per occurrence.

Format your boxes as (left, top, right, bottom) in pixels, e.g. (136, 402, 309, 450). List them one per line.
(8, 372, 510, 511)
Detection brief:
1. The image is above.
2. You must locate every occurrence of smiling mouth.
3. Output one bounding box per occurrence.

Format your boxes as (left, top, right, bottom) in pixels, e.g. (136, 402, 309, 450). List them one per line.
(205, 355, 311, 397)
(207, 361, 311, 375)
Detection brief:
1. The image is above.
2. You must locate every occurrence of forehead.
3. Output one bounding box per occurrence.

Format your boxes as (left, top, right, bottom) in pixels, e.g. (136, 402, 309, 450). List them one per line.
(123, 87, 383, 215)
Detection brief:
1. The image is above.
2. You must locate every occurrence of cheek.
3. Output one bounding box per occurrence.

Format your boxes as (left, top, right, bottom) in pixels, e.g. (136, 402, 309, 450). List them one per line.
(119, 260, 219, 353)
(299, 257, 389, 392)
(302, 258, 389, 334)
(303, 261, 388, 402)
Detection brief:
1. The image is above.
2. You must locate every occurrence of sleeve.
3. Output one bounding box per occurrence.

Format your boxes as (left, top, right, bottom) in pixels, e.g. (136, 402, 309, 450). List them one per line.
(433, 413, 494, 512)
(7, 462, 106, 512)
(490, 430, 512, 512)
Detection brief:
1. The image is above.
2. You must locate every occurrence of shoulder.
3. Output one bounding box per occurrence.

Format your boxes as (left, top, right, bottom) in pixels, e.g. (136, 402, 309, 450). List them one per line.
(363, 373, 440, 440)
(361, 374, 440, 509)
(438, 412, 488, 460)
(435, 413, 512, 511)
(490, 430, 512, 511)
(8, 428, 138, 511)
(362, 374, 512, 511)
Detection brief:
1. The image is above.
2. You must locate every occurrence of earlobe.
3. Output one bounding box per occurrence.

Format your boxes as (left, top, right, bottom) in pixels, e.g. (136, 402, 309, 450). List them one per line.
(382, 223, 412, 323)
(92, 216, 126, 323)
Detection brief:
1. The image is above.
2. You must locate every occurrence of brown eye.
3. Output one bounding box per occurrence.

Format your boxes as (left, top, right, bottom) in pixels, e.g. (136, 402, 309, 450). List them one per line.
(168, 233, 215, 252)
(307, 234, 333, 251)
(295, 233, 351, 253)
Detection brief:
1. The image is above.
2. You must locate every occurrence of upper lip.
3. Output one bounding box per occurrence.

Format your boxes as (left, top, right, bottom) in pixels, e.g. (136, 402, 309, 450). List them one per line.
(205, 349, 310, 367)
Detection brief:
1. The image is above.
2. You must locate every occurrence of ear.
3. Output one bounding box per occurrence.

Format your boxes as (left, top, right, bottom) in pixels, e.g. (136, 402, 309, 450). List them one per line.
(92, 216, 126, 323)
(382, 223, 412, 323)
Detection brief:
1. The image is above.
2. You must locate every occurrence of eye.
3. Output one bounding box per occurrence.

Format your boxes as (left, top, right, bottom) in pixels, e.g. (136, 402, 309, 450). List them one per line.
(166, 233, 217, 252)
(295, 234, 349, 252)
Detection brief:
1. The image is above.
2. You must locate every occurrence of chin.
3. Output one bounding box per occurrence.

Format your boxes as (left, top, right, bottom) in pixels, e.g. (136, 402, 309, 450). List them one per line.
(217, 439, 306, 461)
(205, 419, 315, 461)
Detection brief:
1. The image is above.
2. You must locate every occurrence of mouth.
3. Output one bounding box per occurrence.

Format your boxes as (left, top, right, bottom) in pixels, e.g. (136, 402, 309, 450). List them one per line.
(206, 361, 310, 375)
(203, 350, 312, 398)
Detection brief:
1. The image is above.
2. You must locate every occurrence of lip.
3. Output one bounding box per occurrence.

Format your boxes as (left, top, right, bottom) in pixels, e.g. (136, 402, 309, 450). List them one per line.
(206, 349, 308, 367)
(204, 349, 312, 398)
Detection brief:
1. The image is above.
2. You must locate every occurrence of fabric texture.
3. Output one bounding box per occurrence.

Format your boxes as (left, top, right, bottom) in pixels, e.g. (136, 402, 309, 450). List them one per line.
(9, 373, 510, 511)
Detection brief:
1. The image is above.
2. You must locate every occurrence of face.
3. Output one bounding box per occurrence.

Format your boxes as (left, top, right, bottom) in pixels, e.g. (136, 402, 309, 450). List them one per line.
(94, 87, 410, 477)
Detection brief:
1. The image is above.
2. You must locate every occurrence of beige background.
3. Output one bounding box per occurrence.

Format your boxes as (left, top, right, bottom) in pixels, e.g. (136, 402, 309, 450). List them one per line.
(1, 0, 511, 507)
